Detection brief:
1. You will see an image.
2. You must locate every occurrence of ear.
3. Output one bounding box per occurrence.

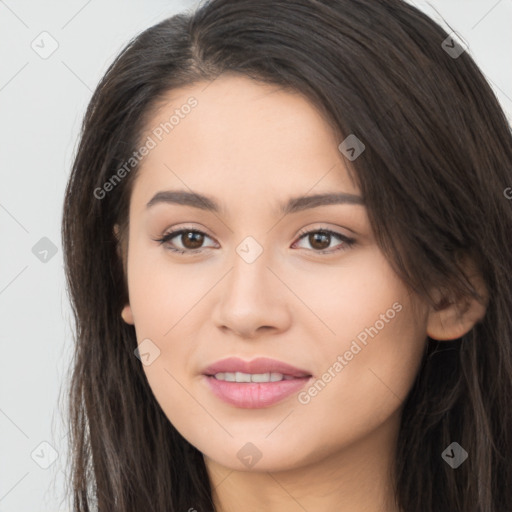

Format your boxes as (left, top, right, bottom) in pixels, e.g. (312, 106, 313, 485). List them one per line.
(114, 223, 134, 325)
(121, 304, 135, 325)
(426, 258, 488, 340)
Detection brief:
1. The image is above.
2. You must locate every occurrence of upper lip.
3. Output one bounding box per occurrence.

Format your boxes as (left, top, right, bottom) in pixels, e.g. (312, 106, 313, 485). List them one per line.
(202, 357, 312, 378)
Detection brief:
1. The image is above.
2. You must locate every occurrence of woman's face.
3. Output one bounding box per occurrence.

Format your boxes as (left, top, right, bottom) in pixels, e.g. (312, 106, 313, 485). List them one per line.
(120, 73, 430, 472)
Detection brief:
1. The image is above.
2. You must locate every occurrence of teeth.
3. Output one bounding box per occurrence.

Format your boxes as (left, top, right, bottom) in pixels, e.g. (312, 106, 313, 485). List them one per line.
(213, 372, 292, 383)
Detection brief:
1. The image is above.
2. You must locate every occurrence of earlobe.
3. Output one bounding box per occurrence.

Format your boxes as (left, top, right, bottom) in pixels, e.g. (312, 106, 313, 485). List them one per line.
(426, 264, 488, 341)
(121, 304, 135, 325)
(114, 223, 131, 324)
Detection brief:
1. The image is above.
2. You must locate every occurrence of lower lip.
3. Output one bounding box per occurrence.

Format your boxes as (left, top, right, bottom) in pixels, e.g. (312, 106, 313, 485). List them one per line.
(203, 375, 312, 408)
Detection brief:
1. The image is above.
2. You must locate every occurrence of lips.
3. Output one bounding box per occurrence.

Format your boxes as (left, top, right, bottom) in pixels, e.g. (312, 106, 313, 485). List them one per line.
(202, 357, 312, 378)
(201, 357, 313, 408)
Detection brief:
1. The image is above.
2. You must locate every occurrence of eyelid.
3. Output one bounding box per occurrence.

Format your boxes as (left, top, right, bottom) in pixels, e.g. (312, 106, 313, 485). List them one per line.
(153, 224, 218, 252)
(292, 226, 356, 253)
(154, 224, 356, 255)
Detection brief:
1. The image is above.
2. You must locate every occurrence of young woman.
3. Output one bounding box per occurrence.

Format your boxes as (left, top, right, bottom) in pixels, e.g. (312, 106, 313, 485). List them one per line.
(61, 0, 512, 510)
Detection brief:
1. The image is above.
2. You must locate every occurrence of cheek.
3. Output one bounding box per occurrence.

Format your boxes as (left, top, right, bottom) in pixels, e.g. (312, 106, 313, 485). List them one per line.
(126, 247, 224, 406)
(285, 245, 411, 342)
(290, 295, 426, 458)
(127, 242, 217, 332)
(291, 249, 427, 423)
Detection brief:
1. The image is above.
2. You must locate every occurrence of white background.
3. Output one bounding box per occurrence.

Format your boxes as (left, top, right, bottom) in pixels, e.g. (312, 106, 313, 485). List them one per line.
(0, 1, 511, 510)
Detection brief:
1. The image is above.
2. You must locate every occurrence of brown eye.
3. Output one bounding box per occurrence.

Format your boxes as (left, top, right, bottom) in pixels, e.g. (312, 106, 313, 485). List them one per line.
(180, 231, 204, 249)
(308, 232, 331, 250)
(293, 228, 356, 254)
(155, 227, 355, 256)
(155, 228, 217, 254)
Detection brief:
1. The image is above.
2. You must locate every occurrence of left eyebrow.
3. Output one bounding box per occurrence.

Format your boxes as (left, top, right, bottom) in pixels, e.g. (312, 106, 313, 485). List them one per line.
(145, 190, 365, 215)
(281, 192, 364, 215)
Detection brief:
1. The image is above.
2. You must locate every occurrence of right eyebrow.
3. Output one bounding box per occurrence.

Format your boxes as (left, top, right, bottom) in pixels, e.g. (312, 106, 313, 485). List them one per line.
(146, 190, 220, 212)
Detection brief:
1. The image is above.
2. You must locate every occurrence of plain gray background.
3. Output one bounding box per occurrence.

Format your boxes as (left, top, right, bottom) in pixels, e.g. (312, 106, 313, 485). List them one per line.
(1, 1, 511, 511)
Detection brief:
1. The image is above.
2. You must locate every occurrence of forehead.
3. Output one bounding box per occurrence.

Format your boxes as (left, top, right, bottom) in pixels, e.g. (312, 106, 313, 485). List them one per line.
(131, 73, 360, 213)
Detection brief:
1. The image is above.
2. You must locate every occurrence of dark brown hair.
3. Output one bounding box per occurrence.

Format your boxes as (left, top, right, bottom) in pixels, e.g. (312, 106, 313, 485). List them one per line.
(61, 0, 512, 510)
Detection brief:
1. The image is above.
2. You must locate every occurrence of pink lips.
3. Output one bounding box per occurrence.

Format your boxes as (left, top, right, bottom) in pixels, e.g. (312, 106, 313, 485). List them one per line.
(202, 357, 312, 378)
(202, 357, 313, 409)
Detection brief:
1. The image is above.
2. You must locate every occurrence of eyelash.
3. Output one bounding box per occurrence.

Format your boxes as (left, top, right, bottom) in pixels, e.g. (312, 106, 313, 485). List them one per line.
(153, 226, 356, 256)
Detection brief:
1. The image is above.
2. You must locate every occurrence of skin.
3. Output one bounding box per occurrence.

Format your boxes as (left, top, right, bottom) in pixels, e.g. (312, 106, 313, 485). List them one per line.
(117, 73, 487, 512)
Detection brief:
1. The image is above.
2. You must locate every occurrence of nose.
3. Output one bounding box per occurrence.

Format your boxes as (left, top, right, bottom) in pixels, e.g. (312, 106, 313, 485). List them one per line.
(211, 244, 292, 339)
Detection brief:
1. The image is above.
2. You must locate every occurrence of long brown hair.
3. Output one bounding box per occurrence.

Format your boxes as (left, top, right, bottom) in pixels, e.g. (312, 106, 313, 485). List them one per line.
(61, 0, 512, 510)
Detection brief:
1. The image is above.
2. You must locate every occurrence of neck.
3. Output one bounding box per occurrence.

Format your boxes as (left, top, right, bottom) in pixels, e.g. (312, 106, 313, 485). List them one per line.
(205, 409, 403, 512)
